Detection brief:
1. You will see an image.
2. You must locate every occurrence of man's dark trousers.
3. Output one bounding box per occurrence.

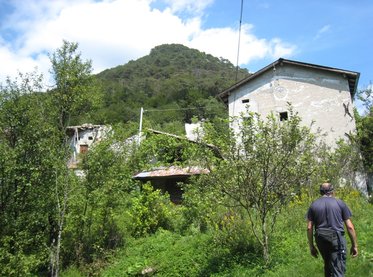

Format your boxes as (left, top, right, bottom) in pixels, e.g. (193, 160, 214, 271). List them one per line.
(315, 228, 347, 277)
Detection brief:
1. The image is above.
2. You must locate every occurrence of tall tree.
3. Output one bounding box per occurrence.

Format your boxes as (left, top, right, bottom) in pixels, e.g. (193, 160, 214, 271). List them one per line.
(49, 40, 98, 131)
(195, 110, 319, 263)
(355, 85, 373, 194)
(0, 72, 64, 275)
(64, 126, 138, 267)
(48, 40, 98, 276)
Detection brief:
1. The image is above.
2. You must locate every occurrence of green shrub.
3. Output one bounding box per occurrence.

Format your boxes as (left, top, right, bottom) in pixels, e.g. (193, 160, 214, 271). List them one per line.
(126, 184, 177, 237)
(0, 235, 49, 276)
(60, 266, 84, 277)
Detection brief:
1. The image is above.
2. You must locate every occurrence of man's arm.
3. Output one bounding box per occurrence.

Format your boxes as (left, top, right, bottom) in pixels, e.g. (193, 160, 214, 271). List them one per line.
(307, 220, 318, 258)
(345, 218, 358, 257)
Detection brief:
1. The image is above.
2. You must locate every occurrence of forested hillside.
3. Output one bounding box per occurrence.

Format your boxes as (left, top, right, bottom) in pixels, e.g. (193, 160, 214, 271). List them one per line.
(86, 44, 248, 133)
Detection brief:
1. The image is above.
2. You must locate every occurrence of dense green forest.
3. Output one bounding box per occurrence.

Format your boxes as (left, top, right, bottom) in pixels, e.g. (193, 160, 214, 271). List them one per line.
(78, 43, 248, 134)
(0, 41, 372, 276)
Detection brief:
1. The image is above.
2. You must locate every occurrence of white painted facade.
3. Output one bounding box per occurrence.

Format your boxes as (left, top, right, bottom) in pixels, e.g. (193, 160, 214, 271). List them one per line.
(220, 59, 359, 147)
(67, 124, 110, 168)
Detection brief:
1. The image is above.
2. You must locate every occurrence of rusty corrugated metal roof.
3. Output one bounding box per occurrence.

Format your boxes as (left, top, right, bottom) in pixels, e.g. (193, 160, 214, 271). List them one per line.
(66, 124, 107, 136)
(133, 166, 209, 180)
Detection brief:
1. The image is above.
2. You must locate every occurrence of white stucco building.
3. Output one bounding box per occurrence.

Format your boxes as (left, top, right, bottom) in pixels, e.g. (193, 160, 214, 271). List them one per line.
(66, 124, 110, 169)
(218, 58, 360, 147)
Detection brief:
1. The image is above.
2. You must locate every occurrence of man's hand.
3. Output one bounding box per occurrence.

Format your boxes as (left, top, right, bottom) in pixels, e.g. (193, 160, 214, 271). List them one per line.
(307, 220, 318, 258)
(310, 245, 318, 258)
(350, 246, 358, 258)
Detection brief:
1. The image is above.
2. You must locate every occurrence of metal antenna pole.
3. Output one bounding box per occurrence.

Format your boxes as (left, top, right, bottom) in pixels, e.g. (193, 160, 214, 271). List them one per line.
(235, 0, 244, 81)
(138, 107, 143, 144)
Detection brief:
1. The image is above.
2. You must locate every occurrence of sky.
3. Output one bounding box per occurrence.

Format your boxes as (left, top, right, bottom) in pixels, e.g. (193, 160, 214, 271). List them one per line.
(0, 0, 372, 94)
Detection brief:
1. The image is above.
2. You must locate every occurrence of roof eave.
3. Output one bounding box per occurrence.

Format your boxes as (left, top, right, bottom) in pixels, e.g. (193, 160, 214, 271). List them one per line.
(218, 58, 360, 104)
(218, 59, 281, 105)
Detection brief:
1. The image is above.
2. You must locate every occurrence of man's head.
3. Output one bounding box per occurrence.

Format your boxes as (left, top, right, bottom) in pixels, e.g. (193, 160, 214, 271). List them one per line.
(320, 182, 334, 195)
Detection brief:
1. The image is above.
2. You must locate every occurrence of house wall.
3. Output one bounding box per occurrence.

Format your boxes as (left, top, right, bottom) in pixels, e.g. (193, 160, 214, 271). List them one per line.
(67, 125, 109, 168)
(68, 129, 96, 157)
(228, 64, 356, 147)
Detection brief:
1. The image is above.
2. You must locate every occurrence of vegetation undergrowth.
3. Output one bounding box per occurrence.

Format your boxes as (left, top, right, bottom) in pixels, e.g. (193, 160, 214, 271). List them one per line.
(73, 189, 369, 277)
(101, 228, 262, 277)
(92, 189, 371, 277)
(267, 189, 373, 277)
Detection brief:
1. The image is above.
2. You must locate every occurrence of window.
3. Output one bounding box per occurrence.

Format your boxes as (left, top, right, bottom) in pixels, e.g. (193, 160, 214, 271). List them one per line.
(80, 145, 89, 154)
(279, 111, 288, 121)
(88, 136, 93, 140)
(242, 99, 250, 104)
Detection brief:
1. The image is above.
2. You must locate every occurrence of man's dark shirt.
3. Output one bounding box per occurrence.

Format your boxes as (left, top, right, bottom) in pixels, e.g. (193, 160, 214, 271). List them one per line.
(307, 196, 352, 232)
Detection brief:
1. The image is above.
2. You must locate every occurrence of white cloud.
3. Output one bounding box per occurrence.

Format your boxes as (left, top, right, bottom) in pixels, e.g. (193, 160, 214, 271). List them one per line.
(0, 0, 297, 84)
(162, 0, 214, 14)
(0, 46, 35, 75)
(190, 24, 296, 65)
(314, 24, 331, 40)
(0, 43, 43, 83)
(269, 38, 297, 59)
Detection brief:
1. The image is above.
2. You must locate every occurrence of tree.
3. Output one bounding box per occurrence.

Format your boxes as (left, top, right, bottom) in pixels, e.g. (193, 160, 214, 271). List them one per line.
(0, 41, 117, 275)
(355, 85, 373, 194)
(63, 126, 138, 267)
(195, 110, 319, 263)
(48, 40, 99, 276)
(49, 40, 99, 131)
(0, 72, 64, 275)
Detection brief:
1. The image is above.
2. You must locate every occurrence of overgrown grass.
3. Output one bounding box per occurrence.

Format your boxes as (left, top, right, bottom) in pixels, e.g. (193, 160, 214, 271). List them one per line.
(100, 226, 268, 277)
(268, 190, 373, 277)
(63, 190, 373, 276)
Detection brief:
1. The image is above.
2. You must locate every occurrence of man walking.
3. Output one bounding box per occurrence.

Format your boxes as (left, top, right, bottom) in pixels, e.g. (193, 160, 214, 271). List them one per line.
(307, 182, 358, 277)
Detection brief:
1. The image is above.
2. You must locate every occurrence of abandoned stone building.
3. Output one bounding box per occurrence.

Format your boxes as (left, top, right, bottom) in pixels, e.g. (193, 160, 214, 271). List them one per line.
(66, 124, 110, 169)
(218, 58, 360, 147)
(218, 58, 370, 193)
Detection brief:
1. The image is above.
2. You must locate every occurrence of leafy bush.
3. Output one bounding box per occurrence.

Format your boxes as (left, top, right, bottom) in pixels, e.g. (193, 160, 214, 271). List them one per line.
(0, 237, 48, 276)
(126, 184, 177, 237)
(65, 187, 373, 277)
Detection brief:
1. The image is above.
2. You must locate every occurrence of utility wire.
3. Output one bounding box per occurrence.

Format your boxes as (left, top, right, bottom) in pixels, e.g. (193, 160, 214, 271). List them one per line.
(144, 107, 201, 112)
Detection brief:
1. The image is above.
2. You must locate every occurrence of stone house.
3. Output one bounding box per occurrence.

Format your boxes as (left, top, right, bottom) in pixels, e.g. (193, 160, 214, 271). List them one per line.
(218, 58, 360, 147)
(66, 123, 110, 169)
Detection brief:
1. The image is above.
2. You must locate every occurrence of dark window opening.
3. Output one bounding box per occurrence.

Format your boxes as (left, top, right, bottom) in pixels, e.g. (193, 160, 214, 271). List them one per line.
(80, 145, 89, 154)
(88, 136, 93, 140)
(242, 99, 250, 103)
(279, 111, 288, 121)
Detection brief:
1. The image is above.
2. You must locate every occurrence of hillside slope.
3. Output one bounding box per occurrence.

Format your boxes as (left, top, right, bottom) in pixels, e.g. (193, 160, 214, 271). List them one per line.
(91, 44, 249, 129)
